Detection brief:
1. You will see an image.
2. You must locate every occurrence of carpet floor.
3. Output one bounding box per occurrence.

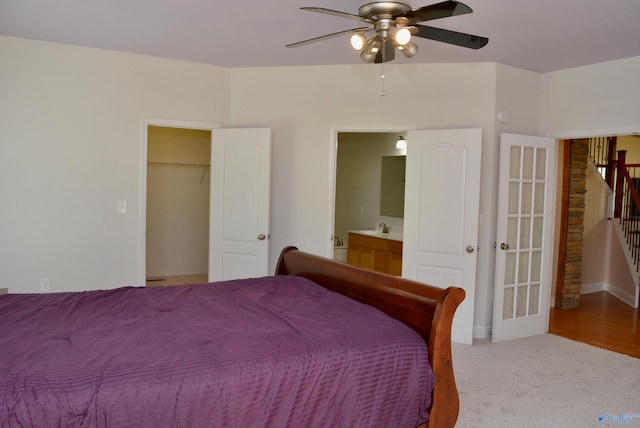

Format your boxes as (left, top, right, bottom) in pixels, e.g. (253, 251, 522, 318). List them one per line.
(452, 334, 640, 427)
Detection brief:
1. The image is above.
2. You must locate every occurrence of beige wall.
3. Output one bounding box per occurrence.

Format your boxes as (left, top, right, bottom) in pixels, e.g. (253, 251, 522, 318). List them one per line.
(581, 164, 611, 292)
(0, 36, 230, 293)
(229, 62, 499, 255)
(540, 56, 640, 137)
(617, 135, 640, 167)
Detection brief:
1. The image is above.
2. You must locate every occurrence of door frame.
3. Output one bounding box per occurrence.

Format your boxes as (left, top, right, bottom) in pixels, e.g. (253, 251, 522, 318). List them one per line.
(139, 117, 220, 286)
(326, 124, 416, 258)
(547, 126, 640, 308)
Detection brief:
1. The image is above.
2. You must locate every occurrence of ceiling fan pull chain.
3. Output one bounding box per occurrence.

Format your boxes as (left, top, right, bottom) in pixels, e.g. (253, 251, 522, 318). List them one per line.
(380, 63, 386, 96)
(380, 39, 387, 96)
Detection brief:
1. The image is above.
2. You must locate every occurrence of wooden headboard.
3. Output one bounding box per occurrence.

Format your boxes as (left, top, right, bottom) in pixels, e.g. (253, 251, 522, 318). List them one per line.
(275, 246, 465, 428)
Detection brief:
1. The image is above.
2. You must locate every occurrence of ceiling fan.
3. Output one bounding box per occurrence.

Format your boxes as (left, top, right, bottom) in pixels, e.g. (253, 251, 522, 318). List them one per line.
(286, 0, 488, 63)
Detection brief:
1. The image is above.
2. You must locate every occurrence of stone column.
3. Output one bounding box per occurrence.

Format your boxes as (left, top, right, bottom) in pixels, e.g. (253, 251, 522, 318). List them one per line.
(559, 140, 588, 308)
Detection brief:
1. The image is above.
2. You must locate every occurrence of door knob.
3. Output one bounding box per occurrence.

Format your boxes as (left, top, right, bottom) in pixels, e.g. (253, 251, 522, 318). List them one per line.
(500, 243, 509, 250)
(258, 234, 266, 240)
(466, 245, 475, 253)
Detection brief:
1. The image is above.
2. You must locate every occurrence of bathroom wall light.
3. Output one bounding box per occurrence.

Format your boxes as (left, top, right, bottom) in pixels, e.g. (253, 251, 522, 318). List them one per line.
(396, 136, 407, 150)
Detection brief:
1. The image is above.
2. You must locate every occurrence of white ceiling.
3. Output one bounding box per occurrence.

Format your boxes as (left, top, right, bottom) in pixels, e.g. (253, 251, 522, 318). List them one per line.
(1, 0, 640, 73)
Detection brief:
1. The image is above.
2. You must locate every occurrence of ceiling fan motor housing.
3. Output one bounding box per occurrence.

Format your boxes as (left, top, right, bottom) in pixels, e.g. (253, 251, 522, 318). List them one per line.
(358, 1, 412, 20)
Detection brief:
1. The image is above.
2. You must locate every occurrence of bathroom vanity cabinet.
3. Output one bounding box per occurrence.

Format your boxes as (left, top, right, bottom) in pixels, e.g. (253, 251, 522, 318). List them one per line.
(347, 232, 402, 276)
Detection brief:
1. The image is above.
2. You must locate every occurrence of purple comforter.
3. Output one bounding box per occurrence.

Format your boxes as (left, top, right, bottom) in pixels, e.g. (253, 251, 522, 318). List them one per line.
(0, 276, 433, 427)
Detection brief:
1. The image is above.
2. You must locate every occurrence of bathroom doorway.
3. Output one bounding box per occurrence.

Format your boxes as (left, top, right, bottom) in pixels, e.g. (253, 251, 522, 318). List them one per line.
(333, 131, 407, 263)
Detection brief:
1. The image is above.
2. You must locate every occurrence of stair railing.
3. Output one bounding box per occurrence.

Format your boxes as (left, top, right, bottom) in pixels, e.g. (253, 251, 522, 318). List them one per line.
(614, 150, 640, 271)
(588, 136, 617, 188)
(588, 136, 640, 272)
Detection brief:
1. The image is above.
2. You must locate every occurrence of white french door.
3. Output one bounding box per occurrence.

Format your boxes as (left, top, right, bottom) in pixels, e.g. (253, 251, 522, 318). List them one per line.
(403, 128, 482, 345)
(492, 133, 557, 342)
(209, 128, 271, 282)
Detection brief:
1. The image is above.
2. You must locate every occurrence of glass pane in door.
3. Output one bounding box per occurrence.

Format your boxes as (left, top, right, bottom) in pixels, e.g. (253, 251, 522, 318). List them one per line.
(529, 284, 540, 315)
(534, 183, 546, 214)
(507, 218, 518, 250)
(503, 287, 515, 320)
(505, 253, 517, 285)
(502, 145, 548, 320)
(519, 217, 531, 249)
(535, 149, 547, 179)
(509, 147, 521, 179)
(508, 183, 520, 214)
(522, 147, 534, 180)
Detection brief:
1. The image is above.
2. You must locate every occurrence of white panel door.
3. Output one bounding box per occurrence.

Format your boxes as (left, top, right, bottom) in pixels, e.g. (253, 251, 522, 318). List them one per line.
(403, 128, 482, 345)
(209, 128, 271, 281)
(492, 133, 557, 342)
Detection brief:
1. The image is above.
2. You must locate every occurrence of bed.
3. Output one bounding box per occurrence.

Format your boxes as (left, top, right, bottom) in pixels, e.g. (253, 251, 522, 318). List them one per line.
(0, 246, 465, 428)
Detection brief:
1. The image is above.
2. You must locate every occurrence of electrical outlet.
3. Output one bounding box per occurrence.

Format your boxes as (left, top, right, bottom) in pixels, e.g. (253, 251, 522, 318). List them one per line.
(40, 278, 50, 292)
(117, 200, 127, 213)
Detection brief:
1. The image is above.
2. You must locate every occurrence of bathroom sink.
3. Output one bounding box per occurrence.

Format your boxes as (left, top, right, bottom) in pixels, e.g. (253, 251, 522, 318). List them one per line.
(350, 230, 403, 242)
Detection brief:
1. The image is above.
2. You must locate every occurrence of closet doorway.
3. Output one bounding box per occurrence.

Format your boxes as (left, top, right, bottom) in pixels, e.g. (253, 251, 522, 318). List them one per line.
(145, 126, 211, 287)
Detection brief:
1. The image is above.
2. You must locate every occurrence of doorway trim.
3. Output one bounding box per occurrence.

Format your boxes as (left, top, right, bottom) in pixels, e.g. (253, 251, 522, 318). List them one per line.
(547, 127, 640, 140)
(326, 124, 416, 258)
(547, 126, 640, 308)
(139, 117, 220, 286)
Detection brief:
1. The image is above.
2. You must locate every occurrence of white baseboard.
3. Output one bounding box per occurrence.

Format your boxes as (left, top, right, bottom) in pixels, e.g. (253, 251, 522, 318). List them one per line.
(474, 325, 492, 340)
(581, 281, 607, 294)
(581, 281, 638, 308)
(607, 283, 639, 308)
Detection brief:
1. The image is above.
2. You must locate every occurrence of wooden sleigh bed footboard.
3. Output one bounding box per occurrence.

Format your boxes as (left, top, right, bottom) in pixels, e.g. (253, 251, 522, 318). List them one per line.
(275, 246, 466, 428)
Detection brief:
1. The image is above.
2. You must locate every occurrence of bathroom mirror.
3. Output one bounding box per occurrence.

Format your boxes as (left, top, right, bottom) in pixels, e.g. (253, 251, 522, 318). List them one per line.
(380, 156, 405, 217)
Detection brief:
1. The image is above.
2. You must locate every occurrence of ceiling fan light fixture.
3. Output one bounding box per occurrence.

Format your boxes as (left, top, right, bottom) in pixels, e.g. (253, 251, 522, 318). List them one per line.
(350, 33, 367, 51)
(395, 27, 412, 45)
(360, 37, 382, 63)
(397, 41, 418, 58)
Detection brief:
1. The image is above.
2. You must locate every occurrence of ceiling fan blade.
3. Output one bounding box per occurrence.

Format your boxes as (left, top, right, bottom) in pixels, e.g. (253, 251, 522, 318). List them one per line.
(286, 27, 369, 48)
(300, 7, 367, 22)
(400, 1, 472, 23)
(374, 39, 396, 63)
(414, 24, 488, 49)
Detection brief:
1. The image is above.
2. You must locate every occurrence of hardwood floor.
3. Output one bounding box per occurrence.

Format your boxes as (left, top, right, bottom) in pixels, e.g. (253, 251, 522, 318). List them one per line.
(549, 291, 640, 358)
